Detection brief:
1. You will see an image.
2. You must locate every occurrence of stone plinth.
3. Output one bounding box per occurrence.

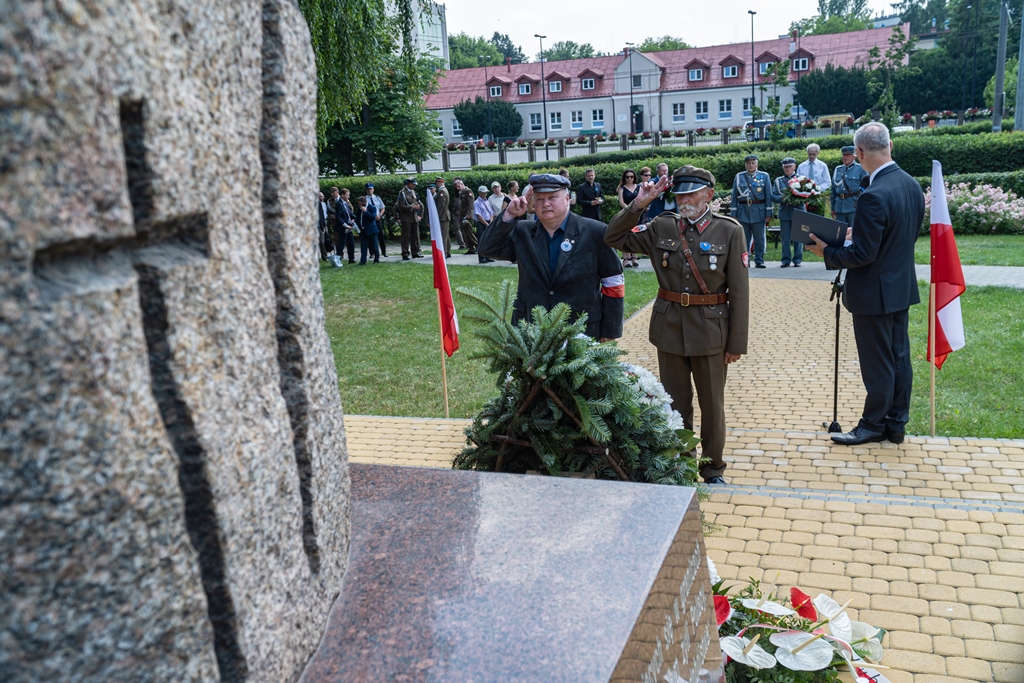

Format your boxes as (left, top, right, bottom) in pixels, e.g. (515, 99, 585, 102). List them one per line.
(300, 465, 723, 683)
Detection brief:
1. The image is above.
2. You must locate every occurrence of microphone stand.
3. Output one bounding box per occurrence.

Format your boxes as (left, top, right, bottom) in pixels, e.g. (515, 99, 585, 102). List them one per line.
(825, 269, 844, 432)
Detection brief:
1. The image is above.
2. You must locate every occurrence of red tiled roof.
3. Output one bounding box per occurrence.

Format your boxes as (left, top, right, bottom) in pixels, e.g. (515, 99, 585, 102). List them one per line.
(685, 57, 711, 69)
(545, 70, 571, 81)
(577, 67, 604, 79)
(425, 25, 906, 109)
(486, 74, 511, 86)
(719, 54, 745, 67)
(792, 46, 816, 59)
(514, 73, 540, 84)
(756, 50, 781, 63)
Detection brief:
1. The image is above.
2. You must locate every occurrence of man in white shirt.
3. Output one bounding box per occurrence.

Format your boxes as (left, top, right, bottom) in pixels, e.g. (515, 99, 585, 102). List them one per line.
(487, 181, 506, 217)
(796, 143, 831, 192)
(474, 186, 496, 263)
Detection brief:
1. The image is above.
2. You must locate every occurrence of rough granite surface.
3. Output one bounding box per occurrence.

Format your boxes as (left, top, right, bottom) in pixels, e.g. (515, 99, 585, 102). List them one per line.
(0, 1, 349, 681)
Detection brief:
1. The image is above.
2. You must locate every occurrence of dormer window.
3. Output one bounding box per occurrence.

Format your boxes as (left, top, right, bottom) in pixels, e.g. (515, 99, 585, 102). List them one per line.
(582, 78, 595, 90)
(689, 68, 703, 81)
(549, 80, 562, 93)
(518, 83, 531, 95)
(759, 62, 774, 75)
(793, 58, 809, 71)
(723, 65, 738, 78)
(489, 85, 502, 97)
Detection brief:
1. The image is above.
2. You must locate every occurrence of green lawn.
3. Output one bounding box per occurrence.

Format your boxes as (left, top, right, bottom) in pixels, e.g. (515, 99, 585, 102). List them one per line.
(759, 232, 1024, 266)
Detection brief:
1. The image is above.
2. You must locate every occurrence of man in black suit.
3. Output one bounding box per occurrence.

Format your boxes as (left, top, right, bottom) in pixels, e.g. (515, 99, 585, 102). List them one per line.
(806, 122, 924, 446)
(478, 173, 624, 341)
(576, 168, 604, 221)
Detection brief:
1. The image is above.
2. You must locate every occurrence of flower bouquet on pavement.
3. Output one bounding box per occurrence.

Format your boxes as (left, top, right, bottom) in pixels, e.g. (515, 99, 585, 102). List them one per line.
(711, 564, 891, 683)
(783, 175, 829, 216)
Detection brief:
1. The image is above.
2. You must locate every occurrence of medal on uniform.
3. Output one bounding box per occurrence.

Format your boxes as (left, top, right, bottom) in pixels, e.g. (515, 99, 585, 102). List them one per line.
(662, 251, 669, 268)
(561, 239, 572, 252)
(709, 254, 718, 271)
(700, 241, 711, 253)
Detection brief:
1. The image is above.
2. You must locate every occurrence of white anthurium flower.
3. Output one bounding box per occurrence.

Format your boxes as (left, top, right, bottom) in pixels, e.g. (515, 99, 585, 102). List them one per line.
(740, 598, 796, 617)
(719, 635, 777, 669)
(812, 594, 853, 642)
(769, 631, 835, 671)
(707, 557, 721, 584)
(849, 621, 884, 662)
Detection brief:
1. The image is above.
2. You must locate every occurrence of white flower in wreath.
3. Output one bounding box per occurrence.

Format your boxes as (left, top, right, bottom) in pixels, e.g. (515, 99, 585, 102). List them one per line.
(707, 557, 721, 584)
(624, 364, 685, 431)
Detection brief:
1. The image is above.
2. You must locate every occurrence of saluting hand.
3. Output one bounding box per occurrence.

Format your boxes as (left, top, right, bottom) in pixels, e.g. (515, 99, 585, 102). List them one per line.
(504, 185, 532, 220)
(631, 175, 671, 211)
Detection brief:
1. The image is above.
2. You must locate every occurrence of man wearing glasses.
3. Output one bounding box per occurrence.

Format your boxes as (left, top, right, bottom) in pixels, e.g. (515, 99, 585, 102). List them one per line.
(478, 173, 624, 341)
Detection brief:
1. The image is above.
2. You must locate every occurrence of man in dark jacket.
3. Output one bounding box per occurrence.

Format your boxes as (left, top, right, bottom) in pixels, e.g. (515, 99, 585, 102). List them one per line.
(806, 122, 924, 446)
(479, 173, 624, 341)
(576, 168, 603, 220)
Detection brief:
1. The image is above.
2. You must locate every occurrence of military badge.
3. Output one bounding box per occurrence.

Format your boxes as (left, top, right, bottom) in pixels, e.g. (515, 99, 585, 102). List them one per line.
(631, 223, 649, 233)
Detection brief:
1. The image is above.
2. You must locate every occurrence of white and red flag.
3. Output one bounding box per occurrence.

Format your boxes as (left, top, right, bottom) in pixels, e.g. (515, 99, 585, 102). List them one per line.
(426, 189, 459, 356)
(927, 160, 966, 369)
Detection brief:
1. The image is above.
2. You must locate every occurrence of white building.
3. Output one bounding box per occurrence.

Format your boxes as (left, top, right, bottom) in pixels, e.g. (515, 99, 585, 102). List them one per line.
(410, 1, 448, 69)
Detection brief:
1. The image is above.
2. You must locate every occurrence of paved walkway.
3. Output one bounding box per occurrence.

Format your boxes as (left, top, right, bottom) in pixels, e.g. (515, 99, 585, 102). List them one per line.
(339, 275, 1024, 683)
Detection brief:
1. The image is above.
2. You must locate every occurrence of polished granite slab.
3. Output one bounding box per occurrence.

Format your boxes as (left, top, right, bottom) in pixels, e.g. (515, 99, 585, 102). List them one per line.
(300, 464, 723, 683)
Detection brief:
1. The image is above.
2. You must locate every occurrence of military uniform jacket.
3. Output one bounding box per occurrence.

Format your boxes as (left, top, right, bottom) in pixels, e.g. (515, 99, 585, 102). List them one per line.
(456, 187, 474, 223)
(771, 174, 797, 221)
(730, 171, 772, 223)
(831, 162, 867, 213)
(478, 211, 624, 340)
(434, 186, 450, 222)
(606, 206, 749, 357)
(397, 186, 420, 220)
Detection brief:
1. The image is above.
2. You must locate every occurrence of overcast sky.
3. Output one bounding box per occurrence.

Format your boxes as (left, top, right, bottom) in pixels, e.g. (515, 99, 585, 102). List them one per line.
(442, 0, 899, 58)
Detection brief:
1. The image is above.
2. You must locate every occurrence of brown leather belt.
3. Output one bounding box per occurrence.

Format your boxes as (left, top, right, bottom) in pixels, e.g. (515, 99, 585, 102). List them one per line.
(658, 288, 727, 306)
(742, 199, 765, 205)
(836, 193, 859, 199)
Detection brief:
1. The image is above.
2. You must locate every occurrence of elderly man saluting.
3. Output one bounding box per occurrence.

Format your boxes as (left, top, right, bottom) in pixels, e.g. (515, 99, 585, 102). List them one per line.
(606, 165, 750, 485)
(478, 173, 624, 341)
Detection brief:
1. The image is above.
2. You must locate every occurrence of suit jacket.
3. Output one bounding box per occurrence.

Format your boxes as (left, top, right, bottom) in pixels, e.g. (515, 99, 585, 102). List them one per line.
(336, 198, 354, 231)
(326, 197, 339, 226)
(318, 200, 328, 231)
(478, 211, 624, 340)
(434, 185, 451, 222)
(823, 163, 924, 316)
(576, 181, 603, 220)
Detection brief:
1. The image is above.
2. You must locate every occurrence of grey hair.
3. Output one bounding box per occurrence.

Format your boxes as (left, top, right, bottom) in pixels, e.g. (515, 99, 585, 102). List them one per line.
(805, 143, 821, 154)
(854, 122, 890, 154)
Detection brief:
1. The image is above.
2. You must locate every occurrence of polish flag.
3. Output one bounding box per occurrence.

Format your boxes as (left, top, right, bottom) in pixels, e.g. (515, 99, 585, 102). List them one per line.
(426, 188, 459, 356)
(927, 161, 965, 369)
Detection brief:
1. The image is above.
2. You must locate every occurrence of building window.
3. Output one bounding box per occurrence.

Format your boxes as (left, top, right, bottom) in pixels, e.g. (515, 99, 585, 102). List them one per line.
(793, 58, 809, 72)
(723, 65, 738, 78)
(742, 98, 754, 118)
(530, 113, 542, 132)
(759, 62, 774, 75)
(591, 109, 605, 127)
(688, 68, 703, 81)
(489, 85, 502, 98)
(452, 118, 462, 135)
(582, 78, 595, 90)
(771, 95, 781, 108)
(632, 74, 642, 89)
(718, 99, 732, 120)
(695, 101, 709, 121)
(571, 110, 584, 129)
(549, 80, 562, 93)
(672, 102, 685, 123)
(549, 111, 562, 131)
(518, 83, 531, 95)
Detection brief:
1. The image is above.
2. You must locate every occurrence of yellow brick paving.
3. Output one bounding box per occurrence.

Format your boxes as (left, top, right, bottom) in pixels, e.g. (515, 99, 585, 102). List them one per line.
(342, 278, 1024, 683)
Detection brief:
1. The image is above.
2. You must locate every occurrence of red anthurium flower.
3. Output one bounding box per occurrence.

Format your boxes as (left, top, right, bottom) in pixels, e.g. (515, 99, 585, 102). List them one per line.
(713, 595, 733, 626)
(790, 587, 817, 620)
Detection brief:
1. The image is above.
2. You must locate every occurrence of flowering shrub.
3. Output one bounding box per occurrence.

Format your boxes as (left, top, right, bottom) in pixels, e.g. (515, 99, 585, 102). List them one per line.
(627, 132, 638, 140)
(661, 129, 672, 137)
(901, 112, 913, 123)
(608, 132, 619, 141)
(641, 131, 652, 139)
(925, 182, 1024, 235)
(457, 143, 466, 151)
(965, 107, 992, 120)
(819, 119, 831, 129)
(673, 129, 686, 137)
(941, 109, 957, 120)
(695, 127, 707, 136)
(576, 135, 586, 144)
(565, 137, 576, 145)
(596, 133, 606, 142)
(924, 110, 940, 121)
(708, 127, 720, 135)
(846, 116, 855, 126)
(713, 569, 887, 683)
(517, 139, 527, 147)
(729, 126, 743, 134)
(856, 113, 873, 125)
(546, 137, 556, 146)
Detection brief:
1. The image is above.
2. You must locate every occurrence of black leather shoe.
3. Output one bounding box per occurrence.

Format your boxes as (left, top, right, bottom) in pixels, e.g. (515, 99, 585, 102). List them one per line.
(479, 258, 494, 264)
(886, 430, 905, 444)
(793, 262, 801, 267)
(781, 262, 790, 268)
(402, 256, 410, 260)
(831, 426, 886, 446)
(755, 263, 766, 269)
(704, 476, 728, 485)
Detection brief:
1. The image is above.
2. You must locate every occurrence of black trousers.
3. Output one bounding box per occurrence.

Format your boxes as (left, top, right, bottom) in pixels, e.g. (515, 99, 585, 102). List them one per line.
(340, 229, 356, 262)
(852, 309, 912, 434)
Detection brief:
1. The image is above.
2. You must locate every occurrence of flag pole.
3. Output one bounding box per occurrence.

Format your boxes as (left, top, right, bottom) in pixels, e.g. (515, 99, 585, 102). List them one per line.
(437, 288, 450, 418)
(929, 282, 936, 437)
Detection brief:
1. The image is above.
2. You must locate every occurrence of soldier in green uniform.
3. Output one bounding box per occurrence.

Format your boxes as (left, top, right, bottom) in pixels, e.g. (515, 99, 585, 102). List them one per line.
(730, 154, 772, 269)
(831, 145, 867, 225)
(606, 165, 750, 484)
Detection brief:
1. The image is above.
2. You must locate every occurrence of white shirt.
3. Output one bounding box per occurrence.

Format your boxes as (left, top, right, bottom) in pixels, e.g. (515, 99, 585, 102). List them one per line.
(797, 158, 831, 191)
(868, 160, 896, 186)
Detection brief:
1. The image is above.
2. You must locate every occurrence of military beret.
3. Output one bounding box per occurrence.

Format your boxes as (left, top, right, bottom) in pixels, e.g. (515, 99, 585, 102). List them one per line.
(477, 185, 488, 193)
(405, 177, 418, 184)
(528, 173, 571, 193)
(781, 157, 797, 166)
(670, 165, 715, 194)
(841, 145, 855, 154)
(364, 182, 374, 188)
(744, 154, 759, 162)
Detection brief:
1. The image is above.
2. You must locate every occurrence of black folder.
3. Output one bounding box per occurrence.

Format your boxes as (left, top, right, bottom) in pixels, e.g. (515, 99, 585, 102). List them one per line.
(789, 209, 848, 248)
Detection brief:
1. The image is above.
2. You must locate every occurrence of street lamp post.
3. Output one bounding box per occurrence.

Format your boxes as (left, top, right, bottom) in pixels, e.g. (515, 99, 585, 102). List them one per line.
(749, 11, 757, 138)
(535, 33, 549, 161)
(480, 56, 493, 143)
(626, 42, 635, 134)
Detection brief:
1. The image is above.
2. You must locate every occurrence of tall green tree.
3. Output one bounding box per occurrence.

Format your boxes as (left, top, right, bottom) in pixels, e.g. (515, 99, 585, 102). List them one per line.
(942, 0, 1019, 109)
(984, 56, 1017, 110)
(867, 26, 918, 129)
(318, 55, 443, 175)
(790, 0, 871, 36)
(795, 64, 872, 116)
(890, 0, 948, 34)
(453, 97, 524, 140)
(893, 48, 962, 112)
(538, 40, 596, 62)
(637, 36, 691, 52)
(491, 32, 527, 64)
(752, 61, 796, 142)
(448, 32, 503, 70)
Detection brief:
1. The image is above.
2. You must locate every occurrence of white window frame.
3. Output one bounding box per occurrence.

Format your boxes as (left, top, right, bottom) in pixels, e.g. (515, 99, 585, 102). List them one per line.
(695, 101, 709, 121)
(688, 68, 703, 81)
(549, 80, 562, 93)
(570, 110, 584, 129)
(530, 112, 542, 132)
(672, 102, 685, 123)
(632, 74, 642, 89)
(582, 78, 595, 90)
(591, 109, 605, 127)
(489, 85, 502, 97)
(793, 58, 809, 72)
(723, 65, 738, 78)
(518, 83, 531, 95)
(741, 98, 754, 118)
(759, 62, 774, 75)
(549, 111, 562, 131)
(718, 99, 732, 120)
(452, 118, 462, 135)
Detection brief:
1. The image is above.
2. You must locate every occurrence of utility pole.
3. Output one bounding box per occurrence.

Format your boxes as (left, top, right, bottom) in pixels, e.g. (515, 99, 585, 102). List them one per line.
(749, 11, 757, 136)
(626, 42, 635, 134)
(1016, 0, 1024, 131)
(535, 34, 549, 161)
(480, 57, 493, 143)
(994, 1, 1010, 132)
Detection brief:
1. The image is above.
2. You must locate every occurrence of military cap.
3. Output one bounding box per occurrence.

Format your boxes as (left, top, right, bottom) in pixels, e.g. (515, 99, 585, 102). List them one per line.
(364, 182, 374, 188)
(477, 185, 488, 193)
(841, 145, 855, 154)
(781, 157, 797, 166)
(435, 176, 446, 182)
(528, 173, 571, 193)
(405, 177, 418, 184)
(670, 165, 715, 195)
(744, 154, 759, 162)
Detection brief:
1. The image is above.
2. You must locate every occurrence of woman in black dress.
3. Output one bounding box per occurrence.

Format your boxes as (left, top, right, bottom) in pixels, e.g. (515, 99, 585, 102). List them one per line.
(617, 168, 640, 267)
